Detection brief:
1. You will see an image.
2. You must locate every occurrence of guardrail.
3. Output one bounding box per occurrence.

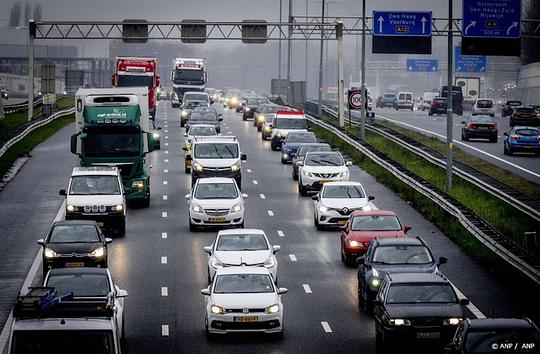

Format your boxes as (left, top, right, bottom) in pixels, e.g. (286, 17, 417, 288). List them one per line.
(304, 108, 540, 285)
(3, 97, 44, 115)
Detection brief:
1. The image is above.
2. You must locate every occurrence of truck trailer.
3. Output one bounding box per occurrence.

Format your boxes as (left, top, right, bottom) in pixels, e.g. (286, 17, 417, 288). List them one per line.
(171, 57, 207, 105)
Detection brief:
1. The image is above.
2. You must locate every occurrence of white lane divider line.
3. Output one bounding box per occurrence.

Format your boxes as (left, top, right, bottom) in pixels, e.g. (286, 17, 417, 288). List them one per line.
(165, 136, 168, 139)
(161, 325, 169, 336)
(165, 142, 169, 146)
(289, 254, 297, 262)
(161, 256, 168, 264)
(321, 321, 333, 333)
(163, 195, 168, 200)
(259, 193, 266, 199)
(164, 169, 169, 173)
(162, 212, 168, 218)
(165, 150, 169, 154)
(303, 284, 312, 294)
(164, 129, 169, 133)
(161, 287, 168, 296)
(164, 159, 169, 163)
(247, 169, 252, 173)
(451, 284, 485, 319)
(162, 232, 168, 239)
(253, 180, 259, 185)
(277, 230, 285, 237)
(164, 124, 168, 128)
(267, 210, 274, 216)
(163, 181, 168, 185)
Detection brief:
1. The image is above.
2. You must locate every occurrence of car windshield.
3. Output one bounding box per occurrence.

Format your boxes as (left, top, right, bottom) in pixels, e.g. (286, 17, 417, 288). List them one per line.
(216, 234, 269, 251)
(516, 107, 534, 113)
(184, 93, 208, 101)
(322, 185, 364, 198)
(387, 283, 457, 304)
(11, 331, 114, 354)
(298, 145, 331, 157)
(84, 132, 140, 157)
(194, 143, 238, 158)
(214, 274, 274, 294)
(351, 215, 402, 231)
(471, 117, 493, 124)
(116, 75, 153, 87)
(507, 101, 522, 106)
(372, 245, 433, 264)
(266, 115, 275, 123)
(305, 153, 344, 166)
(515, 129, 539, 136)
(69, 176, 120, 195)
(465, 329, 540, 353)
(434, 98, 447, 103)
(247, 98, 266, 105)
(190, 113, 217, 121)
(195, 183, 238, 199)
(286, 134, 317, 143)
(188, 126, 217, 136)
(185, 100, 208, 109)
(477, 100, 493, 106)
(46, 274, 110, 297)
(50, 225, 100, 243)
(261, 106, 278, 113)
(384, 94, 395, 99)
(273, 118, 307, 129)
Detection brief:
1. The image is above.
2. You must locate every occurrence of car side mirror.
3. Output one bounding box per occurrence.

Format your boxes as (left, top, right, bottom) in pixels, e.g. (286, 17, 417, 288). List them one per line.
(503, 132, 508, 136)
(461, 121, 466, 124)
(460, 298, 470, 306)
(356, 256, 365, 265)
(59, 189, 66, 196)
(218, 118, 223, 121)
(438, 256, 448, 266)
(311, 194, 318, 201)
(158, 127, 162, 130)
(242, 193, 248, 199)
(373, 299, 383, 307)
(185, 194, 191, 199)
(183, 133, 188, 138)
(241, 153, 247, 161)
(203, 246, 212, 254)
(404, 224, 412, 232)
(277, 287, 288, 295)
(185, 155, 192, 161)
(272, 245, 281, 254)
(346, 161, 353, 166)
(105, 238, 113, 244)
(37, 239, 45, 246)
(116, 289, 128, 298)
(368, 196, 375, 201)
(201, 288, 211, 296)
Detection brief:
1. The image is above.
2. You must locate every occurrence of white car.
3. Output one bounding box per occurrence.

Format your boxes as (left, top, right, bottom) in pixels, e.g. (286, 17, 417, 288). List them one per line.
(201, 267, 287, 336)
(472, 98, 495, 117)
(186, 177, 247, 231)
(312, 182, 374, 230)
(395, 91, 414, 111)
(204, 229, 280, 283)
(298, 151, 352, 196)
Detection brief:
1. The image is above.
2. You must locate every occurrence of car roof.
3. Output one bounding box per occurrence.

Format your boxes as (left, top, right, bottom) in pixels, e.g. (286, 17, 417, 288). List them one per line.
(322, 181, 364, 187)
(305, 150, 341, 156)
(374, 237, 425, 246)
(388, 272, 448, 284)
(12, 317, 115, 331)
(287, 131, 314, 135)
(52, 220, 98, 227)
(48, 267, 110, 276)
(197, 177, 236, 184)
(218, 228, 266, 236)
(350, 210, 398, 217)
(188, 124, 217, 129)
(215, 266, 271, 276)
(513, 126, 539, 131)
(466, 318, 536, 330)
(71, 167, 118, 176)
(298, 143, 330, 148)
(192, 136, 238, 144)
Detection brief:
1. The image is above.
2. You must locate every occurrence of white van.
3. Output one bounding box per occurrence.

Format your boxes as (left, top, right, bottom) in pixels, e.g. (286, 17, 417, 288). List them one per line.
(421, 92, 439, 111)
(395, 92, 414, 111)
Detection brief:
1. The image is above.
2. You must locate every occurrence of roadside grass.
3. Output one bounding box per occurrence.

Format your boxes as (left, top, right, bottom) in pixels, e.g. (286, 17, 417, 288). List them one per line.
(0, 114, 74, 178)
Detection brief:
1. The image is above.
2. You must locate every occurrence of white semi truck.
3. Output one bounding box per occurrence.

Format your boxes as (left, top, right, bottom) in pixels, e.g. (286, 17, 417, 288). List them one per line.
(171, 58, 207, 106)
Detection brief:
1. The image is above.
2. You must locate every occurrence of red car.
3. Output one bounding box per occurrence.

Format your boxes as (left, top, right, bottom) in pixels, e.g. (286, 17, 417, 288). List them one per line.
(340, 210, 411, 266)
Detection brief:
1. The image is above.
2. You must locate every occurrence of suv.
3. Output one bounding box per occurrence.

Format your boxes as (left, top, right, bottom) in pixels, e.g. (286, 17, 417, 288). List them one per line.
(472, 98, 495, 117)
(357, 237, 447, 314)
(291, 143, 331, 180)
(381, 93, 396, 108)
(297, 151, 352, 196)
(181, 92, 211, 127)
(280, 131, 318, 164)
(374, 273, 468, 352)
(395, 92, 414, 111)
(242, 97, 268, 120)
(270, 111, 308, 150)
(188, 136, 247, 188)
(60, 167, 126, 236)
(441, 85, 464, 115)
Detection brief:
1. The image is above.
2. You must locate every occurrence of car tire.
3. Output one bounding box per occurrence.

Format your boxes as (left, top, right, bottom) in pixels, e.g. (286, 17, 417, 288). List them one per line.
(207, 270, 211, 284)
(239, 221, 245, 229)
(281, 157, 287, 164)
(462, 132, 468, 141)
(375, 329, 386, 354)
(490, 137, 498, 143)
(510, 119, 515, 127)
(490, 114, 495, 117)
(189, 221, 197, 232)
(180, 121, 185, 127)
(314, 214, 323, 230)
(271, 142, 277, 151)
(363, 289, 374, 315)
(344, 255, 355, 268)
(118, 222, 126, 237)
(428, 111, 433, 116)
(257, 126, 262, 132)
(243, 116, 247, 121)
(141, 197, 150, 208)
(292, 169, 298, 181)
(298, 181, 308, 196)
(121, 317, 126, 339)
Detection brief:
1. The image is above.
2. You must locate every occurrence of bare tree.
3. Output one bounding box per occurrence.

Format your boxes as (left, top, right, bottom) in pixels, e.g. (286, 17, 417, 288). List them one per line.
(9, 1, 22, 27)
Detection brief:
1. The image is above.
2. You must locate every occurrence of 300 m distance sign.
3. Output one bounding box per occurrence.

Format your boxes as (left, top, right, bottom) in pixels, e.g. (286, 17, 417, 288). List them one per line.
(348, 90, 363, 110)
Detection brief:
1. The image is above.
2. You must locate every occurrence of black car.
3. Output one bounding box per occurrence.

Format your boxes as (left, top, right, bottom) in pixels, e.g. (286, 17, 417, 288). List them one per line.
(502, 100, 522, 117)
(510, 107, 540, 127)
(445, 318, 540, 354)
(37, 220, 111, 277)
(292, 143, 332, 180)
(461, 116, 498, 142)
(441, 86, 464, 116)
(280, 132, 318, 164)
(357, 237, 447, 314)
(242, 97, 267, 120)
(186, 107, 223, 133)
(374, 273, 468, 352)
(429, 97, 448, 116)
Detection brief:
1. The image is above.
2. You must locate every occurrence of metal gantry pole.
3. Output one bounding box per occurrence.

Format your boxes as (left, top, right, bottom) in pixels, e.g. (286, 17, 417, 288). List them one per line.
(317, 0, 325, 117)
(287, 0, 293, 103)
(359, 0, 366, 140)
(28, 19, 35, 121)
(337, 21, 344, 127)
(305, 0, 309, 83)
(278, 0, 283, 80)
(446, 0, 454, 190)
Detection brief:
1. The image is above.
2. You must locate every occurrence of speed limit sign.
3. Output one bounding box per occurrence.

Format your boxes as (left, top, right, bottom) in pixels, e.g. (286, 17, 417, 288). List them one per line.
(348, 90, 363, 110)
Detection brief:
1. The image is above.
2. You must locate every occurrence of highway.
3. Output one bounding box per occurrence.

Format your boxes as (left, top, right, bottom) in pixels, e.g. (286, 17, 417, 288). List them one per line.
(0, 100, 536, 353)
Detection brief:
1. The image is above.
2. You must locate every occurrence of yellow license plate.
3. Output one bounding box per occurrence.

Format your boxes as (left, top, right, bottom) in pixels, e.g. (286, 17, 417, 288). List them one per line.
(320, 180, 330, 184)
(96, 222, 104, 227)
(209, 217, 226, 223)
(235, 316, 258, 323)
(66, 262, 85, 268)
(338, 220, 348, 225)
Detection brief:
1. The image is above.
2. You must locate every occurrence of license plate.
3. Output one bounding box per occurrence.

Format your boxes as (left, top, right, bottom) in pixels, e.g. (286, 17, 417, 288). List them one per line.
(66, 262, 84, 268)
(416, 332, 440, 339)
(523, 145, 533, 148)
(338, 220, 348, 225)
(209, 217, 226, 223)
(96, 222, 104, 227)
(319, 180, 330, 184)
(479, 127, 488, 130)
(235, 316, 258, 323)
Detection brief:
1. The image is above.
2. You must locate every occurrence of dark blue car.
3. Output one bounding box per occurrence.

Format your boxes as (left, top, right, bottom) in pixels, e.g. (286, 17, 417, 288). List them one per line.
(503, 126, 540, 156)
(280, 131, 317, 164)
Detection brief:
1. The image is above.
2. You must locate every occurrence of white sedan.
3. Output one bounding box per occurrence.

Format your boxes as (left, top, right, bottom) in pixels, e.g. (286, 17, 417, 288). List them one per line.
(298, 151, 352, 196)
(201, 267, 287, 336)
(204, 229, 280, 283)
(312, 182, 374, 230)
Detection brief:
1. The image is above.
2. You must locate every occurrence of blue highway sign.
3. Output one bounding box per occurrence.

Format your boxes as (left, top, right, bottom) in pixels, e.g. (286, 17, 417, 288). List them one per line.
(406, 59, 438, 72)
(455, 46, 486, 72)
(373, 11, 432, 37)
(462, 0, 521, 38)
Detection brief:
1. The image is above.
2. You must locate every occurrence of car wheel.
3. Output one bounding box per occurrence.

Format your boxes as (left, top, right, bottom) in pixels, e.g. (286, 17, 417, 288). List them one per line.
(340, 244, 346, 262)
(118, 222, 126, 237)
(239, 221, 245, 229)
(141, 197, 150, 208)
(207, 270, 211, 284)
(507, 146, 513, 155)
(314, 214, 323, 230)
(180, 121, 185, 127)
(463, 132, 468, 141)
(344, 255, 355, 268)
(271, 142, 277, 151)
(375, 329, 386, 354)
(121, 317, 126, 339)
(243, 116, 247, 121)
(490, 137, 498, 143)
(292, 169, 298, 181)
(189, 221, 197, 232)
(363, 289, 374, 315)
(298, 181, 308, 196)
(257, 126, 262, 132)
(510, 119, 515, 127)
(428, 111, 433, 116)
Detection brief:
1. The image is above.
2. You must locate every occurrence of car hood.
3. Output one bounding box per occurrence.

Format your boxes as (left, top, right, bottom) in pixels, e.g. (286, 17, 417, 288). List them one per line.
(346, 230, 406, 242)
(214, 250, 272, 266)
(67, 195, 123, 206)
(320, 198, 369, 209)
(194, 197, 241, 209)
(282, 143, 306, 152)
(385, 303, 463, 319)
(274, 128, 308, 136)
(212, 293, 277, 309)
(302, 165, 348, 173)
(47, 242, 103, 255)
(194, 158, 238, 168)
(369, 264, 437, 278)
(187, 120, 219, 126)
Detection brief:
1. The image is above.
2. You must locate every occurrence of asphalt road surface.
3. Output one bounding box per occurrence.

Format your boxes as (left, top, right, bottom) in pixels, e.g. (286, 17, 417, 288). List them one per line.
(0, 101, 536, 353)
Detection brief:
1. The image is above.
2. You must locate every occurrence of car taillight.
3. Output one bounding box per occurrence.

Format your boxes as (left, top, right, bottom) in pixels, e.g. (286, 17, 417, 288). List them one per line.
(431, 102, 436, 107)
(511, 135, 520, 140)
(489, 124, 496, 129)
(467, 124, 477, 129)
(475, 104, 480, 108)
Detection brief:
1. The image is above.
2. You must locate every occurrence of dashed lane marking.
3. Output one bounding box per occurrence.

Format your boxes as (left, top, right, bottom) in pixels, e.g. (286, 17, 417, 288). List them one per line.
(164, 129, 168, 133)
(164, 159, 169, 163)
(277, 230, 285, 237)
(321, 321, 332, 333)
(163, 181, 168, 185)
(303, 284, 312, 294)
(165, 150, 169, 154)
(165, 142, 169, 146)
(162, 212, 168, 218)
(259, 193, 266, 199)
(161, 256, 168, 264)
(162, 232, 168, 239)
(253, 180, 259, 185)
(161, 287, 168, 296)
(289, 254, 297, 262)
(163, 195, 168, 200)
(165, 136, 168, 139)
(267, 210, 274, 216)
(164, 169, 168, 173)
(452, 284, 486, 319)
(247, 169, 252, 173)
(162, 325, 169, 336)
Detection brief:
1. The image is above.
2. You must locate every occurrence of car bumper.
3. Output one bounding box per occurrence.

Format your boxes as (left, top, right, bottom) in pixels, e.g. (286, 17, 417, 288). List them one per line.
(190, 210, 244, 226)
(317, 210, 351, 226)
(243, 111, 255, 118)
(281, 152, 294, 162)
(271, 136, 285, 146)
(508, 143, 540, 152)
(343, 243, 368, 258)
(464, 129, 497, 138)
(65, 213, 125, 233)
(430, 107, 447, 113)
(43, 257, 107, 274)
(301, 175, 350, 191)
(473, 109, 494, 115)
(192, 169, 241, 182)
(381, 325, 458, 347)
(208, 312, 282, 334)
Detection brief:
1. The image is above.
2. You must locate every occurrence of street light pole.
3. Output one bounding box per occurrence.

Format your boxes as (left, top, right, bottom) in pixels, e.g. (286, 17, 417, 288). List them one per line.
(317, 0, 325, 117)
(446, 0, 454, 191)
(305, 0, 309, 83)
(287, 0, 293, 103)
(359, 0, 366, 140)
(278, 0, 282, 80)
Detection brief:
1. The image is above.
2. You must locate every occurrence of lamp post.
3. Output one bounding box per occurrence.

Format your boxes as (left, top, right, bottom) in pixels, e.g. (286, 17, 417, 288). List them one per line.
(324, 1, 336, 95)
(359, 0, 366, 140)
(278, 0, 283, 80)
(446, 0, 454, 191)
(317, 0, 325, 118)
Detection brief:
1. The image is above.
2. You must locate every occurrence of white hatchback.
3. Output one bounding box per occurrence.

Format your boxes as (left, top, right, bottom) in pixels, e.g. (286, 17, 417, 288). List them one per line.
(186, 177, 247, 231)
(297, 151, 352, 196)
(201, 267, 287, 336)
(472, 98, 495, 117)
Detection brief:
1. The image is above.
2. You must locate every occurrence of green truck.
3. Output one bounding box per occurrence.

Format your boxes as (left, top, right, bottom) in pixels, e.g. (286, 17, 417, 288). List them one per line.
(71, 87, 155, 207)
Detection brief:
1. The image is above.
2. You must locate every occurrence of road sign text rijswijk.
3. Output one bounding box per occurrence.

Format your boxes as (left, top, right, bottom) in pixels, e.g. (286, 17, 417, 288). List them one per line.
(462, 0, 521, 38)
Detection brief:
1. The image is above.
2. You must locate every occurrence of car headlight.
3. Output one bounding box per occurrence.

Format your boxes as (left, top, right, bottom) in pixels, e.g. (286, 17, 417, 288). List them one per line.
(443, 318, 462, 326)
(389, 319, 411, 326)
(245, 107, 251, 112)
(264, 304, 280, 314)
(115, 204, 123, 212)
(182, 110, 189, 117)
(211, 258, 224, 269)
(153, 132, 160, 139)
(361, 205, 372, 211)
(211, 305, 227, 315)
(66, 205, 77, 213)
(193, 163, 204, 172)
(303, 170, 315, 177)
(276, 132, 282, 137)
(132, 180, 144, 190)
(369, 277, 382, 288)
(44, 248, 59, 258)
(319, 205, 329, 212)
(348, 239, 361, 247)
(337, 171, 349, 178)
(264, 126, 272, 132)
(91, 246, 105, 258)
(192, 203, 203, 213)
(263, 257, 275, 268)
(231, 202, 242, 213)
(230, 163, 241, 172)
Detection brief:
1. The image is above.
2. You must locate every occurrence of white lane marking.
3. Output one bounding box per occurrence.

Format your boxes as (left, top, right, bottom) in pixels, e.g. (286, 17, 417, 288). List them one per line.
(321, 321, 333, 333)
(165, 150, 169, 154)
(164, 124, 168, 128)
(303, 284, 312, 294)
(165, 142, 169, 146)
(277, 230, 285, 237)
(164, 129, 168, 133)
(161, 256, 168, 264)
(259, 193, 266, 199)
(253, 180, 259, 185)
(164, 159, 169, 163)
(161, 287, 169, 296)
(163, 181, 168, 185)
(162, 232, 168, 239)
(164, 169, 169, 173)
(376, 113, 540, 179)
(289, 254, 297, 262)
(451, 283, 486, 319)
(247, 169, 252, 173)
(165, 136, 169, 139)
(267, 210, 274, 216)
(162, 212, 168, 218)
(163, 195, 168, 200)
(162, 325, 169, 336)
(0, 202, 65, 352)
(369, 202, 379, 211)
